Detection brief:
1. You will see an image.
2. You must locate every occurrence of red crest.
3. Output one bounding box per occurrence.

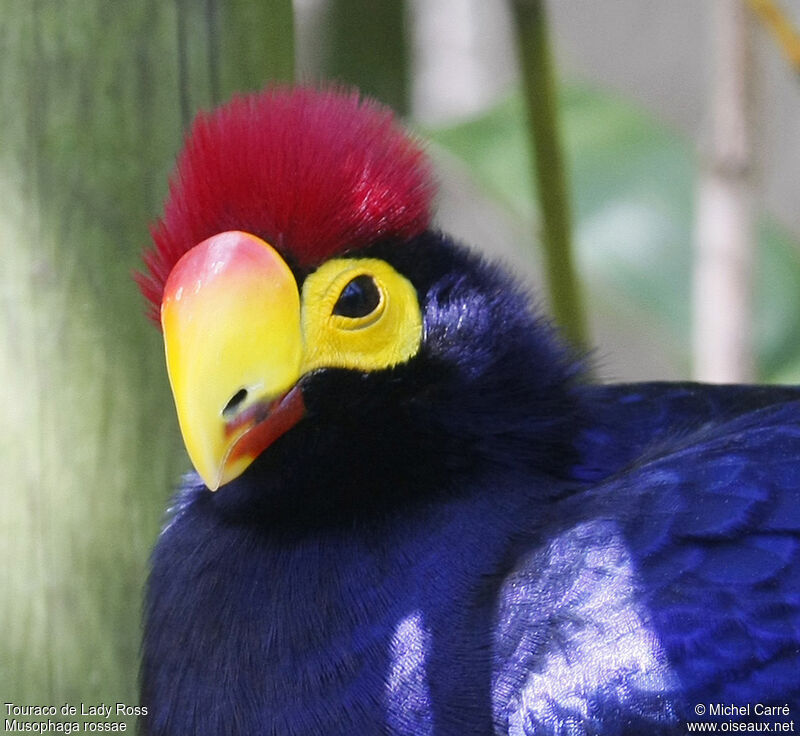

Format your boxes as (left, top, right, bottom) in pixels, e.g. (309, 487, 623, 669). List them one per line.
(137, 86, 435, 322)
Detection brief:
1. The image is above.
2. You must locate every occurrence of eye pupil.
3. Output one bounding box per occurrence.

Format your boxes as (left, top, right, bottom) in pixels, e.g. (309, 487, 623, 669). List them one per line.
(333, 274, 381, 318)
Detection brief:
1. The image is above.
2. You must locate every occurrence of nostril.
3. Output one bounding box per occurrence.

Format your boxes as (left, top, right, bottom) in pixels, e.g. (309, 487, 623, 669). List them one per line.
(223, 388, 249, 417)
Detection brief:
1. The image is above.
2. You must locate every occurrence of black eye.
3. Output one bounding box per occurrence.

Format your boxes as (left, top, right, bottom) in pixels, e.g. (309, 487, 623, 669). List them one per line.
(332, 274, 381, 318)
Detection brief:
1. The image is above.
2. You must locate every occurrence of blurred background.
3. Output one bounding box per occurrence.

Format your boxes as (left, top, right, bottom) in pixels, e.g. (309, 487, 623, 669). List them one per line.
(2, 0, 799, 727)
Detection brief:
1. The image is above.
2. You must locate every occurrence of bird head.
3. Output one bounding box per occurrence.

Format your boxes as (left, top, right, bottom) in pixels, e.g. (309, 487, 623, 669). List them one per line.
(138, 87, 584, 514)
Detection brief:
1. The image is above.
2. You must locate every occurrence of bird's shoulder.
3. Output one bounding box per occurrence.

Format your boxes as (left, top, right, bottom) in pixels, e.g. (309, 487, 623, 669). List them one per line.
(492, 382, 800, 735)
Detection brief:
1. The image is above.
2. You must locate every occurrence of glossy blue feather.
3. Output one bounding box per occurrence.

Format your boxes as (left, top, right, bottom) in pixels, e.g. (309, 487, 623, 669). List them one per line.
(142, 235, 800, 735)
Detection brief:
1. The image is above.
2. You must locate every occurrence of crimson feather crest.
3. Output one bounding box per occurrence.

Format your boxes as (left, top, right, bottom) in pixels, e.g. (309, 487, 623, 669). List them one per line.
(137, 86, 435, 322)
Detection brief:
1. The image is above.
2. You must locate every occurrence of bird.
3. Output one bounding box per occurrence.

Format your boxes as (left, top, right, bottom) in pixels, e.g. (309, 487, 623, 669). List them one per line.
(137, 86, 800, 736)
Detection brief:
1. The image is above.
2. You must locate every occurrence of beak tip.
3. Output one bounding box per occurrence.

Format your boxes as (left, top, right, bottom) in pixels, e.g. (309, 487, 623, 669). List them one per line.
(198, 469, 222, 492)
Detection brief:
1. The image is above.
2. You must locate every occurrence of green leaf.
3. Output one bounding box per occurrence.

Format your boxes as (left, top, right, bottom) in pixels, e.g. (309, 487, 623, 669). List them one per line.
(429, 85, 800, 382)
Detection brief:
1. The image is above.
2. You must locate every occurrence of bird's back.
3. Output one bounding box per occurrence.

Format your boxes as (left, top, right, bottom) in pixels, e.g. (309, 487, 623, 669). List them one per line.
(492, 382, 800, 734)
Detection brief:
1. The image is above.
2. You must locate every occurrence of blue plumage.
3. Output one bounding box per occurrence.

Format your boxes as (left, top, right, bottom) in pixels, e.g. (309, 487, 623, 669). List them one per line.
(142, 234, 800, 734)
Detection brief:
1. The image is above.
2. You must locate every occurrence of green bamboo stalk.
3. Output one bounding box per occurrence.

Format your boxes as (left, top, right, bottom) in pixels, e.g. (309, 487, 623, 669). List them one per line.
(218, 0, 295, 99)
(510, 0, 587, 348)
(0, 0, 294, 725)
(323, 0, 408, 114)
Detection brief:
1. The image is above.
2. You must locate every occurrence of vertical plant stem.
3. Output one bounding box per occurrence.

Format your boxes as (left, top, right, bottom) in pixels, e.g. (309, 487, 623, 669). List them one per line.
(218, 0, 295, 99)
(747, 0, 800, 72)
(693, 0, 756, 382)
(0, 0, 296, 719)
(324, 0, 408, 113)
(510, 0, 587, 348)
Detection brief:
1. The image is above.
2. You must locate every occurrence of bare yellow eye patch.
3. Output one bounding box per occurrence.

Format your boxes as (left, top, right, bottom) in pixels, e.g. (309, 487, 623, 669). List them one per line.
(299, 258, 423, 376)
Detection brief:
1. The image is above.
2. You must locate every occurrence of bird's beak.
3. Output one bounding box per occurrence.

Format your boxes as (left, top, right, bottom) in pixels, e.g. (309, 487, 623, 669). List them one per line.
(161, 231, 305, 491)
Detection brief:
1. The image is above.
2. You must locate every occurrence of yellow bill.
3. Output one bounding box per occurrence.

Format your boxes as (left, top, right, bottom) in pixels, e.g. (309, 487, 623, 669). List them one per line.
(161, 231, 304, 490)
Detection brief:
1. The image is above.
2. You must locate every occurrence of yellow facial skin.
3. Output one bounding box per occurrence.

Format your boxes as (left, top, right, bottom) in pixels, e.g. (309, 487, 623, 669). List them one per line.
(300, 257, 423, 376)
(161, 231, 423, 491)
